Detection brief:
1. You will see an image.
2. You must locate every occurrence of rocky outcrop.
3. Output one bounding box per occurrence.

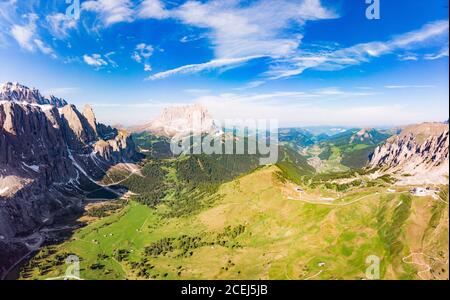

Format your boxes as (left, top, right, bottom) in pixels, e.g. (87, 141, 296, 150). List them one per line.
(60, 104, 98, 149)
(0, 82, 138, 278)
(368, 122, 449, 185)
(131, 103, 218, 138)
(83, 105, 98, 136)
(93, 131, 136, 163)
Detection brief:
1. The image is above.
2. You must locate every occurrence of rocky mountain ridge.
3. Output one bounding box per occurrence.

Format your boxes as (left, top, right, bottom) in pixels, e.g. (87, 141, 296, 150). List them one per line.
(0, 83, 138, 277)
(1, 82, 68, 108)
(368, 122, 449, 185)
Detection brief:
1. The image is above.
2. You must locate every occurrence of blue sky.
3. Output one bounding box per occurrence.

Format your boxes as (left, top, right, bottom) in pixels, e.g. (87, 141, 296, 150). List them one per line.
(0, 0, 448, 127)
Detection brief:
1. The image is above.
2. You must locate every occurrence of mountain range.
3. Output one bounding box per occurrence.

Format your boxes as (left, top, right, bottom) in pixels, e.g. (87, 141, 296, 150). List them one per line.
(0, 82, 448, 280)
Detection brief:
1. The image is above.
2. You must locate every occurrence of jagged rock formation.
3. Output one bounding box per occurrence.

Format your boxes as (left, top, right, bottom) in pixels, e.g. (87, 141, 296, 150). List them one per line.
(0, 82, 67, 107)
(130, 103, 218, 138)
(368, 122, 449, 185)
(0, 83, 137, 277)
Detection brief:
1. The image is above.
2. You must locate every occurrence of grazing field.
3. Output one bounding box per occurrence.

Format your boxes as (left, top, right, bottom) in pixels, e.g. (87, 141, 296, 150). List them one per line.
(20, 166, 449, 280)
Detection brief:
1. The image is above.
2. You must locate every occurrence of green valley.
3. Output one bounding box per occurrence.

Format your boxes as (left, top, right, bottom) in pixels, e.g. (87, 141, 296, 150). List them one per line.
(19, 145, 449, 280)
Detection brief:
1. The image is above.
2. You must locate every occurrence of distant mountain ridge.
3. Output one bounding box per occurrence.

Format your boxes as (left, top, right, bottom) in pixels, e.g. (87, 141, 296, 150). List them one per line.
(321, 128, 391, 146)
(130, 103, 219, 138)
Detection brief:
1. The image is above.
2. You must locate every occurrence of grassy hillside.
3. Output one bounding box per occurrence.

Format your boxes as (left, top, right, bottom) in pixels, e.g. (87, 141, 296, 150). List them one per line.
(20, 165, 448, 280)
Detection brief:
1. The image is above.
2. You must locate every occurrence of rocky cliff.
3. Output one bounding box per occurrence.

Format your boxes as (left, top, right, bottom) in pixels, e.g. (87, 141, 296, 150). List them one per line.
(131, 103, 218, 138)
(368, 122, 449, 185)
(0, 83, 137, 277)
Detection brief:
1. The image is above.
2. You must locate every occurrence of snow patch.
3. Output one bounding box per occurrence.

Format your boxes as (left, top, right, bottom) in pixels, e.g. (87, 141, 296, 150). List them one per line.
(0, 187, 9, 195)
(22, 162, 40, 172)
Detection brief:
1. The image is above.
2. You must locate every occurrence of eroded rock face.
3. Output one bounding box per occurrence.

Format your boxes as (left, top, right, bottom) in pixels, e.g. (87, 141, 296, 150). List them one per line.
(0, 102, 75, 183)
(368, 122, 449, 184)
(60, 104, 98, 149)
(0, 83, 138, 277)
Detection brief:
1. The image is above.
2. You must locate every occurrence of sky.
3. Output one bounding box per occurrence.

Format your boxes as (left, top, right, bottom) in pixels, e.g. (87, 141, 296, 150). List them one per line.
(0, 0, 449, 127)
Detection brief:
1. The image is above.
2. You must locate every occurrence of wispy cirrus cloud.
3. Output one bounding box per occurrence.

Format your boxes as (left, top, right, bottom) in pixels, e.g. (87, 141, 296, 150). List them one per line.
(82, 0, 134, 27)
(265, 20, 449, 80)
(10, 13, 57, 58)
(10, 13, 38, 52)
(148, 56, 263, 80)
(82, 52, 118, 69)
(384, 85, 435, 89)
(170, 0, 336, 59)
(0, 0, 16, 46)
(45, 13, 77, 39)
(424, 45, 449, 60)
(55, 0, 448, 83)
(83, 53, 108, 68)
(141, 0, 337, 79)
(397, 53, 419, 61)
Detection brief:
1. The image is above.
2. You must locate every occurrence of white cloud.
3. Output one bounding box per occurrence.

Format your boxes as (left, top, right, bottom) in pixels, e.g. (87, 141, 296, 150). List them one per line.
(34, 39, 57, 58)
(316, 87, 376, 97)
(384, 85, 435, 89)
(10, 13, 57, 58)
(179, 34, 204, 43)
(170, 0, 336, 59)
(136, 43, 154, 58)
(0, 0, 18, 46)
(82, 0, 134, 26)
(242, 81, 266, 89)
(391, 20, 449, 47)
(132, 43, 154, 65)
(144, 63, 152, 72)
(10, 13, 37, 51)
(181, 88, 376, 107)
(46, 13, 77, 39)
(83, 0, 336, 61)
(424, 46, 449, 60)
(265, 20, 449, 79)
(397, 54, 418, 61)
(148, 56, 262, 80)
(131, 52, 142, 63)
(83, 53, 108, 67)
(138, 0, 169, 19)
(137, 0, 336, 79)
